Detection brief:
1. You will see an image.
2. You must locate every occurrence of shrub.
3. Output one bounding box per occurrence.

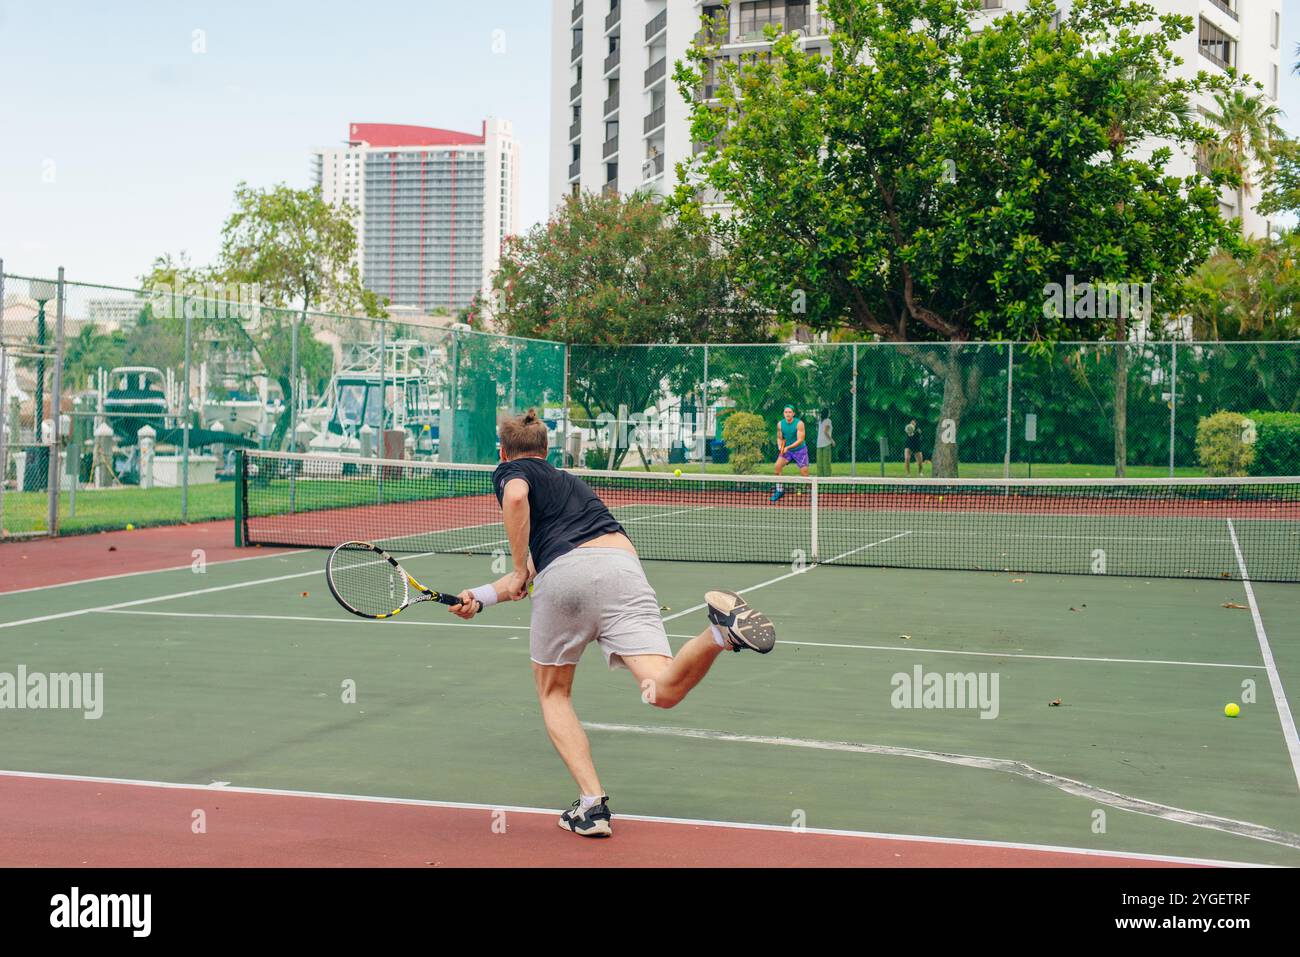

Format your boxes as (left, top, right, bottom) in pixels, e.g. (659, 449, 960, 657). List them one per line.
(1196, 411, 1255, 476)
(1246, 411, 1300, 477)
(722, 411, 768, 474)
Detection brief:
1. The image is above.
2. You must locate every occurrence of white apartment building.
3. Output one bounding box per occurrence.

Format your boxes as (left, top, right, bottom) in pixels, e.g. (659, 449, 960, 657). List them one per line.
(550, 0, 1282, 237)
(314, 119, 520, 312)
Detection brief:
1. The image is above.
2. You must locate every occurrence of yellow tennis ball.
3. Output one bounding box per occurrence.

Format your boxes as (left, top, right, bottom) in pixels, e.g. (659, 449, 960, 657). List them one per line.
(674, 469, 682, 477)
(125, 523, 134, 530)
(1225, 702, 1240, 718)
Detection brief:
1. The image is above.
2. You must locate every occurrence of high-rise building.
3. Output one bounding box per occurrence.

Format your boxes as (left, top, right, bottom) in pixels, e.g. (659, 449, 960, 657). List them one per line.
(551, 0, 1281, 237)
(314, 119, 520, 313)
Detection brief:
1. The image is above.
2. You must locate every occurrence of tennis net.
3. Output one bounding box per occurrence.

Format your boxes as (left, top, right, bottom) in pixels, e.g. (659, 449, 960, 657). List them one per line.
(237, 450, 1300, 582)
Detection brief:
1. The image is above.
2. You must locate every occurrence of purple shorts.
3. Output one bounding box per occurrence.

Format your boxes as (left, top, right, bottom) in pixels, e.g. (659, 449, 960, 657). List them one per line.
(781, 446, 810, 468)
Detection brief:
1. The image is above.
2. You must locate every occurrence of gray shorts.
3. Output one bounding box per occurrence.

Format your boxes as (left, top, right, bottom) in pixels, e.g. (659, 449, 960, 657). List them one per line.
(529, 547, 672, 670)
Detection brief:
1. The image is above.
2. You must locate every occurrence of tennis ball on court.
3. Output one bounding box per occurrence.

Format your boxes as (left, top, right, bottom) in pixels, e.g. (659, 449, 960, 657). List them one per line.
(125, 523, 135, 530)
(674, 468, 682, 477)
(1225, 702, 1240, 718)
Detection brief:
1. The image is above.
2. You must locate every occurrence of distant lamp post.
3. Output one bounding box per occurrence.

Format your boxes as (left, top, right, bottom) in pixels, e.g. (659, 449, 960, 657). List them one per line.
(29, 280, 55, 440)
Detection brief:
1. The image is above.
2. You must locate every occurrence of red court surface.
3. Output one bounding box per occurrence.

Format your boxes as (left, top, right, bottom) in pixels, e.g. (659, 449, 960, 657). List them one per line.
(0, 775, 1197, 868)
(0, 521, 293, 593)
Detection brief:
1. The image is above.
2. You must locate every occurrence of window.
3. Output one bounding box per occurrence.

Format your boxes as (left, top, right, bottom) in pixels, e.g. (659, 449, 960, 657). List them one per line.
(1272, 11, 1281, 49)
(1271, 63, 1279, 100)
(1198, 17, 1233, 69)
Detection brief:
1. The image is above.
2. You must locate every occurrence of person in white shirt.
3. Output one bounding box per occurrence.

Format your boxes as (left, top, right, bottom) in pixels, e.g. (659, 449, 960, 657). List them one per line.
(816, 408, 835, 478)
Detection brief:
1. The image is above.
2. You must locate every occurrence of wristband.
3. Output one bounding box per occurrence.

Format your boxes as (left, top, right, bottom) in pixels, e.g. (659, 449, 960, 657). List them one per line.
(471, 584, 499, 609)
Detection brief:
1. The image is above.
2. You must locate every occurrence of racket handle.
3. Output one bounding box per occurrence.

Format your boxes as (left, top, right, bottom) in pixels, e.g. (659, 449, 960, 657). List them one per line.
(434, 593, 485, 613)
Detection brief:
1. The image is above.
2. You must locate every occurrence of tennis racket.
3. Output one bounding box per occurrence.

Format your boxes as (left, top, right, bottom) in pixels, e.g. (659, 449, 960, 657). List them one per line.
(325, 541, 482, 620)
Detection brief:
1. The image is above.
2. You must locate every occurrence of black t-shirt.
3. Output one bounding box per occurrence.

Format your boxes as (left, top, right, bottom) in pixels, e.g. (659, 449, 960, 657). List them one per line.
(492, 457, 626, 573)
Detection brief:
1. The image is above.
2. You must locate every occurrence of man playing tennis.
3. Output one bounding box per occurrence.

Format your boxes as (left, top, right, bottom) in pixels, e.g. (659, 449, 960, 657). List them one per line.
(447, 410, 776, 838)
(770, 405, 809, 503)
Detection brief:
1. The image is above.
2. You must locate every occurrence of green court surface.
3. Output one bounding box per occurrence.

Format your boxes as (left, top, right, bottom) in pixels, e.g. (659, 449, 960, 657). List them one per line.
(2, 541, 1299, 865)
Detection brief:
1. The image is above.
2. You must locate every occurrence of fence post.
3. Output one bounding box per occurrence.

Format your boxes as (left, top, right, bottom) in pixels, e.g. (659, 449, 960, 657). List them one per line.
(288, 309, 301, 512)
(510, 341, 518, 414)
(377, 318, 385, 503)
(47, 267, 66, 535)
(1169, 340, 1177, 478)
(700, 344, 709, 474)
(562, 341, 570, 467)
(181, 303, 192, 521)
(0, 260, 6, 535)
(850, 342, 858, 476)
(1003, 344, 1014, 479)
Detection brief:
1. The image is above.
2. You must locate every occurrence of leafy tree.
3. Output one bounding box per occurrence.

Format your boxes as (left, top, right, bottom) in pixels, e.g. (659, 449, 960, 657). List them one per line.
(145, 184, 384, 447)
(674, 0, 1239, 476)
(1260, 136, 1300, 219)
(491, 188, 769, 467)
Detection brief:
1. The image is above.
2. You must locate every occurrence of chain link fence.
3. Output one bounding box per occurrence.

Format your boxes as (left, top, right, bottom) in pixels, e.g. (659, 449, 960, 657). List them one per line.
(3, 265, 1297, 539)
(0, 267, 565, 538)
(566, 341, 1300, 478)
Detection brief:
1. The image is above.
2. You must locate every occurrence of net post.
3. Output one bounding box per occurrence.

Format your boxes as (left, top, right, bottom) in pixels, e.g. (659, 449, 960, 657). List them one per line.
(809, 478, 819, 563)
(47, 267, 66, 536)
(233, 449, 246, 547)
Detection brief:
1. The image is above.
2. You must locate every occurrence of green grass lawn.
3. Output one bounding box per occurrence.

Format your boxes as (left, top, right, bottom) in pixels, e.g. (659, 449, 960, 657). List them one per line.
(1, 483, 235, 536)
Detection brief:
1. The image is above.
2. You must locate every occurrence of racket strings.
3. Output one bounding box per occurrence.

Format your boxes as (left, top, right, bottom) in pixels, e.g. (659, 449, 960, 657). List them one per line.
(327, 544, 409, 617)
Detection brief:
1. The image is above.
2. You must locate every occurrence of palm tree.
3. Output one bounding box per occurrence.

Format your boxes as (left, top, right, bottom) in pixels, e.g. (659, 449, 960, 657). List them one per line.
(1201, 89, 1284, 224)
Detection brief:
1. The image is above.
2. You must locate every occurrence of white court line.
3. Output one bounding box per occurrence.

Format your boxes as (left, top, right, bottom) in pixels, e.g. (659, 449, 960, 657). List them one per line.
(0, 548, 311, 596)
(0, 768, 1267, 867)
(0, 544, 456, 632)
(768, 639, 1261, 671)
(585, 723, 1300, 851)
(1227, 518, 1300, 794)
(102, 609, 527, 632)
(97, 609, 1260, 671)
(662, 531, 914, 622)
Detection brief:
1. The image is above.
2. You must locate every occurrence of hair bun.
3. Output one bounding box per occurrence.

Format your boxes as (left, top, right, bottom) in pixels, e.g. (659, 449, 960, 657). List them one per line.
(522, 409, 538, 424)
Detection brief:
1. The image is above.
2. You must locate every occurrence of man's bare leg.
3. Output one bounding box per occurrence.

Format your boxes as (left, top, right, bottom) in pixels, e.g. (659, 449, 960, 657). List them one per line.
(532, 663, 602, 795)
(623, 630, 724, 709)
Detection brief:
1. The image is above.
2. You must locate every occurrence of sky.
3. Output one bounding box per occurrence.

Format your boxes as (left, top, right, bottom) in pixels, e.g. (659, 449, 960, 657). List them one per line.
(1, 0, 1299, 289)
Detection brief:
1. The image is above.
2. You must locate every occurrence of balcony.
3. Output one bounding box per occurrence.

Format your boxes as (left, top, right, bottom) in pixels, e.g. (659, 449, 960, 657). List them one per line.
(644, 56, 666, 88)
(568, 158, 582, 180)
(569, 79, 582, 102)
(569, 119, 582, 141)
(603, 92, 619, 117)
(1209, 0, 1237, 19)
(605, 2, 621, 33)
(571, 1, 583, 24)
(604, 45, 621, 74)
(603, 134, 620, 159)
(603, 179, 619, 196)
(641, 152, 665, 180)
(645, 8, 667, 42)
(571, 42, 583, 63)
(643, 105, 665, 135)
